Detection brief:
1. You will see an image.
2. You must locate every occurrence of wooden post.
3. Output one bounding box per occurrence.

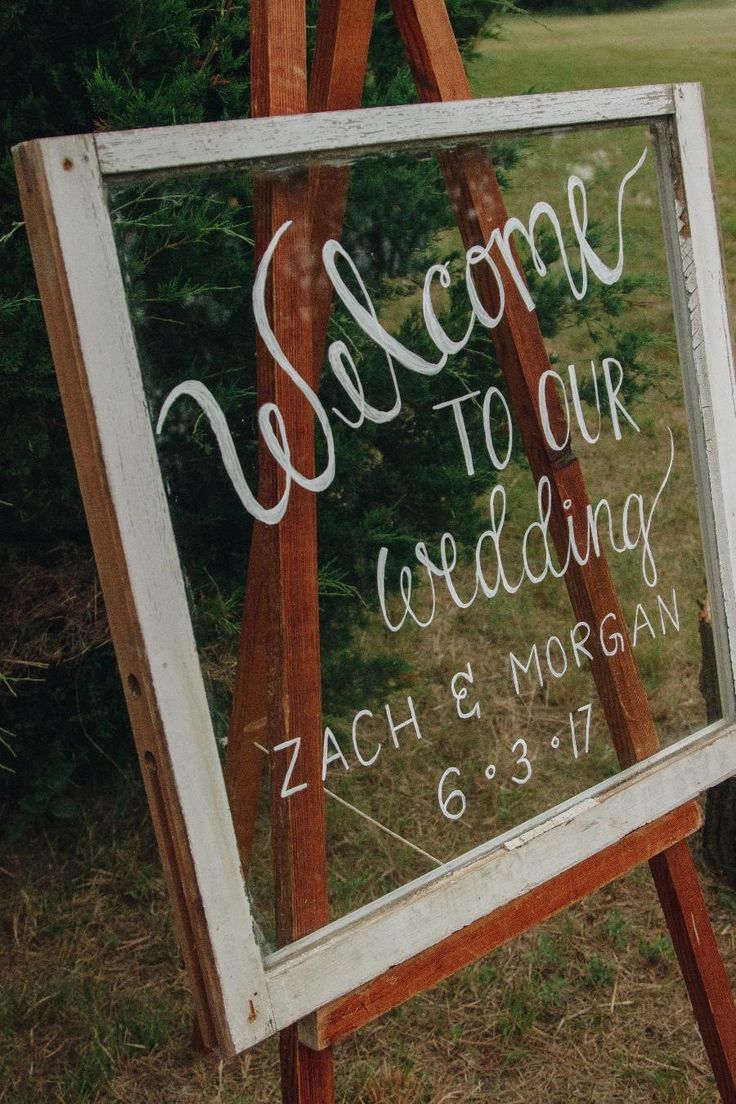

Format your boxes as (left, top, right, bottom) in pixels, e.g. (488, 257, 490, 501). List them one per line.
(223, 3, 377, 1101)
(222, 4, 375, 1094)
(249, 4, 333, 1101)
(224, 0, 376, 876)
(307, 0, 377, 363)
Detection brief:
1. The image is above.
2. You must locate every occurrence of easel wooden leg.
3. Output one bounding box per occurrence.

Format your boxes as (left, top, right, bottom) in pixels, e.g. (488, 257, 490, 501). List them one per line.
(224, 522, 270, 876)
(307, 0, 376, 365)
(651, 843, 736, 1101)
(225, 0, 376, 856)
(248, 6, 336, 1103)
(280, 1026, 335, 1104)
(223, 4, 374, 1102)
(255, 170, 334, 1101)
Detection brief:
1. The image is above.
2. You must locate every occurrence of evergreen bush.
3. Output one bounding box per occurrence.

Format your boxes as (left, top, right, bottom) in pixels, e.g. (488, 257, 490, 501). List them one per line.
(0, 0, 652, 833)
(0, 0, 501, 832)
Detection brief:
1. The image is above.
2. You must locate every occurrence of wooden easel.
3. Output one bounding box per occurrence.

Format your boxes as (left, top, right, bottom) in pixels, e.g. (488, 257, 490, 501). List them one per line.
(221, 3, 736, 1102)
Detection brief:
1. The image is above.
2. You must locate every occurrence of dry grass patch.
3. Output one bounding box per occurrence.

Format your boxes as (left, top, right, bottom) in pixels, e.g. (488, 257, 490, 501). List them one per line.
(3, 790, 734, 1101)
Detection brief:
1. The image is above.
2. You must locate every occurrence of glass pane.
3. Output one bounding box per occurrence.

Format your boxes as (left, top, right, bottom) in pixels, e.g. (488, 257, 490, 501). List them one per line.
(108, 119, 719, 935)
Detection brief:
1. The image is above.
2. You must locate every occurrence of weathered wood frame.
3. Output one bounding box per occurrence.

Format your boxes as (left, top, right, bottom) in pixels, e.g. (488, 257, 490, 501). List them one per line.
(13, 82, 736, 1058)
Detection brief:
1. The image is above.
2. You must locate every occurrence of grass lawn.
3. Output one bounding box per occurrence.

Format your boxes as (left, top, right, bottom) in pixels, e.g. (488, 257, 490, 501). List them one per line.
(469, 0, 736, 299)
(2, 3, 736, 1102)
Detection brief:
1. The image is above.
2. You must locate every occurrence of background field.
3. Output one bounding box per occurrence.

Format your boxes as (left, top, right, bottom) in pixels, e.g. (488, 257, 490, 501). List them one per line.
(470, 0, 736, 300)
(2, 2, 736, 1102)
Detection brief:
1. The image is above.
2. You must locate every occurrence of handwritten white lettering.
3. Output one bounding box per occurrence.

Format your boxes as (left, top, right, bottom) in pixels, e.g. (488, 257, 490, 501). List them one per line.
(158, 152, 648, 526)
(378, 429, 675, 633)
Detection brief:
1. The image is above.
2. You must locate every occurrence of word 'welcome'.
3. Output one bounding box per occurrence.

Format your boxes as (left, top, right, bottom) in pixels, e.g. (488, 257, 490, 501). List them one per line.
(156, 150, 648, 524)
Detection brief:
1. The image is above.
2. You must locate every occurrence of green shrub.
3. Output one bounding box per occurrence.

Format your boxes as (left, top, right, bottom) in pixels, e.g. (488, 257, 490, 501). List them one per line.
(0, 0, 654, 834)
(0, 1, 503, 830)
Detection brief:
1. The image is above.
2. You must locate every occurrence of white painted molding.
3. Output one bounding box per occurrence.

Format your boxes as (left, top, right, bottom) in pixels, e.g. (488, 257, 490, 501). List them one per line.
(94, 85, 676, 181)
(672, 83, 736, 708)
(17, 82, 736, 1056)
(264, 720, 736, 1029)
(34, 135, 275, 1052)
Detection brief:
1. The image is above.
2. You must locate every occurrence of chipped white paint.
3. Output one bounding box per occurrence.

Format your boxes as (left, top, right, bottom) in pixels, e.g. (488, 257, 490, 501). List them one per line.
(264, 720, 736, 1030)
(502, 797, 599, 851)
(651, 85, 736, 720)
(29, 135, 275, 1052)
(673, 84, 736, 713)
(94, 85, 675, 181)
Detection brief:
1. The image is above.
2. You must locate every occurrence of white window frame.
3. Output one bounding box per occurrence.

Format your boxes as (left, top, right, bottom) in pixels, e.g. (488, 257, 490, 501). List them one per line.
(15, 82, 736, 1054)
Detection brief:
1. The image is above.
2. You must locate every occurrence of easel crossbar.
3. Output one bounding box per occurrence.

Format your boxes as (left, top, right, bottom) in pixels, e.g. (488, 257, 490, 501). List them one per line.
(301, 803, 700, 1050)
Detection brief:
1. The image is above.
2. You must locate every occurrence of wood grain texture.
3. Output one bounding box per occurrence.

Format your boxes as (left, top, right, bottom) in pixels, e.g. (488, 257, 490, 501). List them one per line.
(650, 843, 736, 1100)
(308, 0, 376, 114)
(12, 136, 273, 1056)
(307, 0, 376, 368)
(256, 166, 328, 939)
(93, 86, 675, 182)
(301, 803, 701, 1049)
(247, 3, 334, 1101)
(223, 522, 269, 877)
(224, 0, 376, 882)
